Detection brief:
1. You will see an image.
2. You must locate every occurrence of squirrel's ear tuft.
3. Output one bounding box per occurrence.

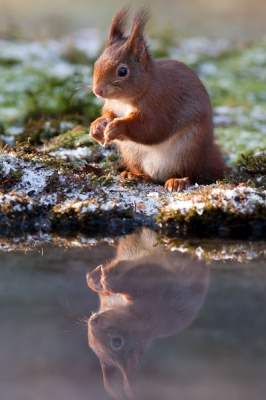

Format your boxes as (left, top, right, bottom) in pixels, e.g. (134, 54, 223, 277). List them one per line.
(128, 7, 150, 63)
(107, 6, 130, 46)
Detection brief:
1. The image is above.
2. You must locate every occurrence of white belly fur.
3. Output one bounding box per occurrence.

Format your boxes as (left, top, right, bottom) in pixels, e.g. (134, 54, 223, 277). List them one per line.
(108, 99, 134, 118)
(118, 134, 188, 182)
(107, 99, 188, 181)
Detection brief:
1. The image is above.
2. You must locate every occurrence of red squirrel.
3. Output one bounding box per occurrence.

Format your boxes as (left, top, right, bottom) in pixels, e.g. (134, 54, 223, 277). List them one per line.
(87, 229, 209, 399)
(89, 7, 226, 192)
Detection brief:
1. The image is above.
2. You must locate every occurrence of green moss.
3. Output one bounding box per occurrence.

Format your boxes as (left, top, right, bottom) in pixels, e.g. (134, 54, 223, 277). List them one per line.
(119, 178, 139, 188)
(0, 63, 100, 129)
(207, 77, 266, 108)
(199, 40, 266, 109)
(6, 167, 23, 181)
(62, 46, 95, 65)
(88, 172, 114, 188)
(15, 118, 59, 145)
(215, 126, 266, 162)
(238, 153, 266, 175)
(23, 74, 99, 122)
(43, 128, 92, 152)
(0, 58, 21, 67)
(106, 153, 119, 163)
(99, 152, 120, 172)
(8, 142, 77, 173)
(223, 153, 266, 187)
(0, 156, 23, 186)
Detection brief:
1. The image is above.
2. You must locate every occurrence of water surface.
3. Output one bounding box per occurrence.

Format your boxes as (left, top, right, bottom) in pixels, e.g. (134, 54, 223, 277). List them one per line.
(1, 230, 266, 400)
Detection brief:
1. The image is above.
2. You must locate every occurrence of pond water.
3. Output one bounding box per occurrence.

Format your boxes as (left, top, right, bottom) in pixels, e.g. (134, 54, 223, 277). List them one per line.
(1, 229, 266, 400)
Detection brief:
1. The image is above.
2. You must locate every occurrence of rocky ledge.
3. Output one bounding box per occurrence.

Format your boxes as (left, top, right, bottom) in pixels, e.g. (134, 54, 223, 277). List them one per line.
(0, 33, 266, 239)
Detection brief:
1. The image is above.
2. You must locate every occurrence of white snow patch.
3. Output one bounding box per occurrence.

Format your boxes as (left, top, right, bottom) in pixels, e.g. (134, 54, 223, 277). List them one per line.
(47, 62, 76, 79)
(20, 168, 48, 195)
(175, 244, 188, 253)
(147, 192, 160, 198)
(39, 193, 58, 206)
(0, 153, 54, 196)
(61, 28, 103, 59)
(49, 147, 92, 160)
(0, 39, 62, 63)
(101, 201, 118, 211)
(198, 62, 218, 76)
(80, 203, 98, 213)
(6, 126, 24, 136)
(13, 204, 23, 212)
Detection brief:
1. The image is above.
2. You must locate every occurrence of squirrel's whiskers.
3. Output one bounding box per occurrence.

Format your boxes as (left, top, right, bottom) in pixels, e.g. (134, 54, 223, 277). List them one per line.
(70, 84, 92, 105)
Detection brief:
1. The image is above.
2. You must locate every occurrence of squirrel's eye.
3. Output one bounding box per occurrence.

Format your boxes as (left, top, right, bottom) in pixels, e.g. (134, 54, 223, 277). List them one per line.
(112, 337, 123, 348)
(117, 66, 128, 77)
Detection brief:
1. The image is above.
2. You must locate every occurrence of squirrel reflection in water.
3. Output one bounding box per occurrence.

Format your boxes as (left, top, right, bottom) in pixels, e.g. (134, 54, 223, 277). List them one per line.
(86, 229, 209, 399)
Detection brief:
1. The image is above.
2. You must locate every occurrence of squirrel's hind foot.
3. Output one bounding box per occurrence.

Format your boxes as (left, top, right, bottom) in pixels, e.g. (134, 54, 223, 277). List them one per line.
(165, 177, 190, 192)
(120, 171, 152, 183)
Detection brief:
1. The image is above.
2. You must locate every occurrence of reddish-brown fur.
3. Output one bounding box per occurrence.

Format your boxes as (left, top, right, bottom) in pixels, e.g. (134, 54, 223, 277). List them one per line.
(90, 7, 227, 191)
(86, 229, 209, 399)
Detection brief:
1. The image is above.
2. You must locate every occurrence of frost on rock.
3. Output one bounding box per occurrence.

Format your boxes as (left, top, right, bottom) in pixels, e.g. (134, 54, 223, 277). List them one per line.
(165, 186, 265, 216)
(1, 144, 266, 238)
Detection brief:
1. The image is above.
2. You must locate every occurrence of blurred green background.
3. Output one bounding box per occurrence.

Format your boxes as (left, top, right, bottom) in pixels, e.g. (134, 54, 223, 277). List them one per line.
(1, 0, 266, 39)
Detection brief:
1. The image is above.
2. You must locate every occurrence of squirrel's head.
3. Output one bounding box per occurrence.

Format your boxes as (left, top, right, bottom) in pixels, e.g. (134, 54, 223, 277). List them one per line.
(93, 7, 152, 101)
(88, 308, 145, 399)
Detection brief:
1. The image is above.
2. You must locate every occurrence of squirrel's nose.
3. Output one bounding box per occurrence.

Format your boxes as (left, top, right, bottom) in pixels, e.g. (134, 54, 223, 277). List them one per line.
(94, 87, 103, 97)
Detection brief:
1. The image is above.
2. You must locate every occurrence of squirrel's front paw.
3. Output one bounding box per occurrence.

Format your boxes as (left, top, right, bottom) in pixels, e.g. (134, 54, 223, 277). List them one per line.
(104, 119, 124, 144)
(87, 264, 121, 294)
(100, 270, 117, 293)
(100, 264, 127, 294)
(90, 117, 111, 145)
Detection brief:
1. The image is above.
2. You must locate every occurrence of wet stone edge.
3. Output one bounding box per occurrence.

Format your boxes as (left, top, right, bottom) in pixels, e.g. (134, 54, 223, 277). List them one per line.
(0, 203, 266, 239)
